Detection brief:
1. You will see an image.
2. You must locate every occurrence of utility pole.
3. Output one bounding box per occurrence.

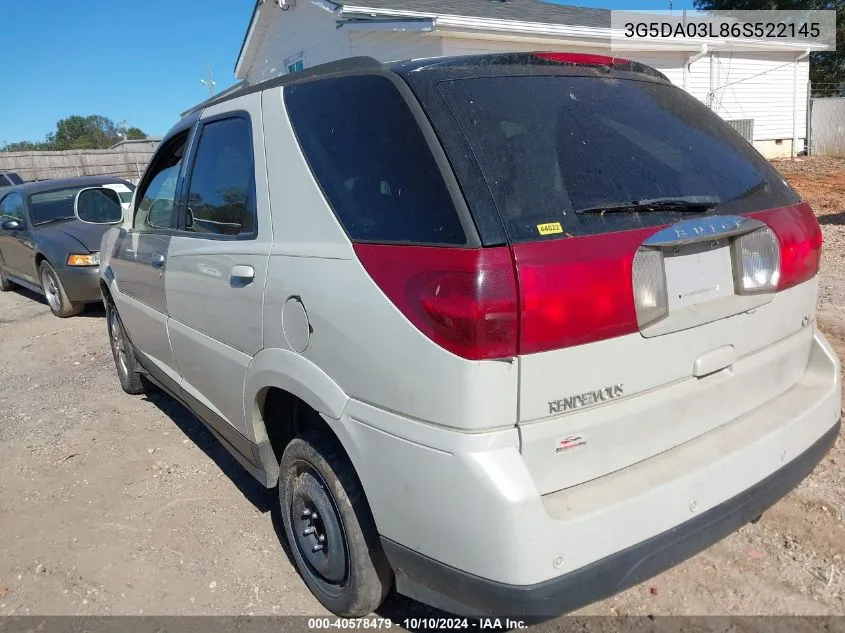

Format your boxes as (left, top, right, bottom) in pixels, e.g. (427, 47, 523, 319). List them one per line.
(200, 63, 216, 98)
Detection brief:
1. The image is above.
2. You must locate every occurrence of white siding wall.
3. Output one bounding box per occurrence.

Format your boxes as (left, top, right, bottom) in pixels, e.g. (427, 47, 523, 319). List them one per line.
(687, 52, 808, 146)
(245, 1, 351, 85)
(623, 51, 685, 87)
(349, 30, 444, 62)
(443, 37, 603, 58)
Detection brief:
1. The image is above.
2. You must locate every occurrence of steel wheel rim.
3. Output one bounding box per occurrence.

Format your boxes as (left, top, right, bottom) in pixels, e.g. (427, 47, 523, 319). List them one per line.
(287, 462, 349, 596)
(109, 310, 129, 377)
(41, 270, 61, 312)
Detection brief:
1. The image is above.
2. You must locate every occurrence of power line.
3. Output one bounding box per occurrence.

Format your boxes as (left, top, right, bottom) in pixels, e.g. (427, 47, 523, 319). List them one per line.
(707, 37, 845, 97)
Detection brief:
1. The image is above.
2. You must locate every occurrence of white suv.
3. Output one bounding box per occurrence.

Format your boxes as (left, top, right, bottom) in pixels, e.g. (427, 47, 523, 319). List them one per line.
(94, 53, 841, 619)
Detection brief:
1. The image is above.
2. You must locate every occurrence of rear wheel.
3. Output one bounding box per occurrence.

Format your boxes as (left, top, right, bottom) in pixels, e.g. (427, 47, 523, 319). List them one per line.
(0, 265, 14, 292)
(280, 432, 392, 617)
(106, 300, 149, 395)
(39, 261, 82, 318)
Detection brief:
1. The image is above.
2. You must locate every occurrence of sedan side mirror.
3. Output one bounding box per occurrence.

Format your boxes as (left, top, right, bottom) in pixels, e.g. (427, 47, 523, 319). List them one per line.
(1, 219, 22, 231)
(74, 187, 124, 225)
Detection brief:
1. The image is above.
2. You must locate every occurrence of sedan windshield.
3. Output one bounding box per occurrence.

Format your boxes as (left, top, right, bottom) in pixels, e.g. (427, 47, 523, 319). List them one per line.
(29, 185, 125, 225)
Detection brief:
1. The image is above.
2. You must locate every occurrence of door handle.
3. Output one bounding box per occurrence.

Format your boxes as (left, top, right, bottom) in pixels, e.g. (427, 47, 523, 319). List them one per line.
(151, 252, 166, 268)
(230, 265, 255, 285)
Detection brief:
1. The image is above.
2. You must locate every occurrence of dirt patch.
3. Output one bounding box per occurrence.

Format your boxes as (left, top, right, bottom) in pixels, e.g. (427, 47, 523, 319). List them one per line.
(0, 158, 844, 623)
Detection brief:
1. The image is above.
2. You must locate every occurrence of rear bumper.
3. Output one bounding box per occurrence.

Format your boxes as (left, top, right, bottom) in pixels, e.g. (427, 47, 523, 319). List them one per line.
(381, 418, 840, 618)
(339, 328, 841, 618)
(58, 264, 101, 303)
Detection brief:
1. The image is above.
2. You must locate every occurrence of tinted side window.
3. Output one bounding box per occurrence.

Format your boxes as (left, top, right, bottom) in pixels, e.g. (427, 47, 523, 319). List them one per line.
(285, 75, 466, 245)
(185, 117, 256, 237)
(134, 132, 189, 231)
(0, 176, 11, 187)
(0, 193, 24, 221)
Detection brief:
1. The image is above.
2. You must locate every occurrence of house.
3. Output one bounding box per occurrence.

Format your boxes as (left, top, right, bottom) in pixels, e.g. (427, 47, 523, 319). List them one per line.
(234, 0, 822, 158)
(108, 138, 162, 153)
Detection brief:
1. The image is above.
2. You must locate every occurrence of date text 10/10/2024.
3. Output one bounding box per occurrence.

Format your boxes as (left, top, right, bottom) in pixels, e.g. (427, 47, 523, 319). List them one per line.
(308, 618, 528, 630)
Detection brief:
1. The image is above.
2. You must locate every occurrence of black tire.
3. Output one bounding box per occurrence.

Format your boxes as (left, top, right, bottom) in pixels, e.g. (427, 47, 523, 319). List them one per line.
(280, 431, 393, 617)
(39, 261, 83, 318)
(106, 299, 149, 395)
(0, 265, 14, 292)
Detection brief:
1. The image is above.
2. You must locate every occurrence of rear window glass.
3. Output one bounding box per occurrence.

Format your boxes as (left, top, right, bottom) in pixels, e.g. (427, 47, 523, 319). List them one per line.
(284, 75, 467, 245)
(435, 75, 799, 242)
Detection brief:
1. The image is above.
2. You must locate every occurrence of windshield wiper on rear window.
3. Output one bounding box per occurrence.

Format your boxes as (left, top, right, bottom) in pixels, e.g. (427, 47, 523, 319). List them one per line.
(575, 196, 720, 215)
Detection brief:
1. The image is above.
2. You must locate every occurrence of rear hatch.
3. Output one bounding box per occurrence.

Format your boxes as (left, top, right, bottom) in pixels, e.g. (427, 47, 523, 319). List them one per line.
(399, 54, 823, 494)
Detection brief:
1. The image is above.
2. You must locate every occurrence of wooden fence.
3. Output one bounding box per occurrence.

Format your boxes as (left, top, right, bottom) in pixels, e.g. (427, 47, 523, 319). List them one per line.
(0, 143, 159, 184)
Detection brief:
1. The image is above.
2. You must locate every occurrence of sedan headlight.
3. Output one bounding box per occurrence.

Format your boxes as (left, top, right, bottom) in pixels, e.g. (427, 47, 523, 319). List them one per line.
(67, 252, 100, 267)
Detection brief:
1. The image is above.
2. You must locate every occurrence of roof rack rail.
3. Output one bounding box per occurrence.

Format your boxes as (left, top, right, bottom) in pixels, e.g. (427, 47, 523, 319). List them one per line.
(181, 56, 384, 117)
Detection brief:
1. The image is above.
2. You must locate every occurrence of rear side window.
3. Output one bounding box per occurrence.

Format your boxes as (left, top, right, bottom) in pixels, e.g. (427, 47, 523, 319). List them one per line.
(433, 75, 799, 242)
(0, 192, 23, 221)
(284, 74, 467, 245)
(185, 116, 256, 237)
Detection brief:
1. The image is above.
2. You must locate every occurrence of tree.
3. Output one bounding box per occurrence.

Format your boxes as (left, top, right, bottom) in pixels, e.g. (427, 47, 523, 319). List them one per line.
(2, 115, 148, 152)
(693, 0, 845, 95)
(52, 114, 119, 150)
(126, 127, 147, 140)
(1, 140, 52, 152)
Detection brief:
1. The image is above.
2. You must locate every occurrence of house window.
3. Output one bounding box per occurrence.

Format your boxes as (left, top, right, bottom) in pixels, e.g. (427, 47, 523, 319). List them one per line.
(285, 53, 304, 74)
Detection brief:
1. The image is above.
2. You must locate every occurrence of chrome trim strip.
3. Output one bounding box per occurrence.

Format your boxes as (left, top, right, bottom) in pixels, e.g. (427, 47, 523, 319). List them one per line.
(644, 215, 765, 248)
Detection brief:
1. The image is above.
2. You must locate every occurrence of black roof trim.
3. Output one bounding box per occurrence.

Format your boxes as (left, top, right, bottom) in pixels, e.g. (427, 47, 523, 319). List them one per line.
(188, 52, 670, 118)
(393, 52, 671, 83)
(184, 56, 385, 117)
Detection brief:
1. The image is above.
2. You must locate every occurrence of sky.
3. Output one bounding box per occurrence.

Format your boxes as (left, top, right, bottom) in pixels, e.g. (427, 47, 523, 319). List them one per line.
(0, 0, 694, 145)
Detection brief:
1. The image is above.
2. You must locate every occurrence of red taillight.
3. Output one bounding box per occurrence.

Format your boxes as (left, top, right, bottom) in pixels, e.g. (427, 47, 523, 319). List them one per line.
(533, 52, 620, 66)
(511, 228, 656, 354)
(750, 203, 822, 291)
(354, 244, 519, 360)
(530, 52, 667, 81)
(354, 205, 821, 361)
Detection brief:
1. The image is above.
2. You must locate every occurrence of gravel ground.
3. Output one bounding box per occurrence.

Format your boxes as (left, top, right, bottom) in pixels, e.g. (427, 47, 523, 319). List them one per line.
(1, 158, 845, 626)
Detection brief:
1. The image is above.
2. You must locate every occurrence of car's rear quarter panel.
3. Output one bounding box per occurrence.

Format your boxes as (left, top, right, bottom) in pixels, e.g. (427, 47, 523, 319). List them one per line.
(257, 86, 518, 431)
